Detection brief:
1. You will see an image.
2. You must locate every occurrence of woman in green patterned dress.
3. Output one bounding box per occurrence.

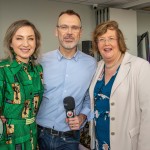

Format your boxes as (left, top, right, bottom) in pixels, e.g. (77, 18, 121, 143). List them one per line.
(0, 20, 44, 150)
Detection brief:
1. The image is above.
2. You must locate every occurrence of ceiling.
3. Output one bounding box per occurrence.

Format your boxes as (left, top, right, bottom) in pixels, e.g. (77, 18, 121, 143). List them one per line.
(49, 0, 150, 13)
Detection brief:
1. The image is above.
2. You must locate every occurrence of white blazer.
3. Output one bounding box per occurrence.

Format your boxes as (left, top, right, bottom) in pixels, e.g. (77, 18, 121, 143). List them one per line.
(89, 52, 150, 150)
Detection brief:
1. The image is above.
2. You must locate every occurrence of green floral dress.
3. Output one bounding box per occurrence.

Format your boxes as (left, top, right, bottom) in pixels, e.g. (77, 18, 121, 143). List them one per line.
(0, 59, 44, 150)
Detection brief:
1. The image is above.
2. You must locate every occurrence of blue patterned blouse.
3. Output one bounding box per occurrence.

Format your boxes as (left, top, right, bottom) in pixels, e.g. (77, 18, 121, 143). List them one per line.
(94, 67, 119, 150)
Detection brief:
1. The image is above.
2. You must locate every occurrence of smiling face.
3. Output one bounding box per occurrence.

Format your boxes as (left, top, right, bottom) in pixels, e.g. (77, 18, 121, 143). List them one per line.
(56, 14, 82, 53)
(97, 29, 121, 63)
(10, 26, 36, 63)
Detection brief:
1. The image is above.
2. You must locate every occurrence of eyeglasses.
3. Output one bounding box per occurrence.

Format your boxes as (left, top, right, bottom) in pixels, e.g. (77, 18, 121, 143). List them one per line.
(57, 25, 81, 33)
(97, 37, 117, 44)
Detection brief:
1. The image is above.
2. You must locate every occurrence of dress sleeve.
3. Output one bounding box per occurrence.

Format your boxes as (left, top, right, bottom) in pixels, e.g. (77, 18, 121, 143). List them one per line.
(36, 64, 43, 73)
(0, 68, 5, 114)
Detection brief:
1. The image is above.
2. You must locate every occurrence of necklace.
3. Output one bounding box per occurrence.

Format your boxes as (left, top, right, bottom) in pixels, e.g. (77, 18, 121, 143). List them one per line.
(105, 53, 123, 69)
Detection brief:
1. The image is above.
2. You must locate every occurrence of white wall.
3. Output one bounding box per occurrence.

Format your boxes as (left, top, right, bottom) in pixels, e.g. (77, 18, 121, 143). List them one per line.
(0, 0, 149, 58)
(137, 11, 150, 36)
(109, 8, 137, 56)
(0, 0, 95, 57)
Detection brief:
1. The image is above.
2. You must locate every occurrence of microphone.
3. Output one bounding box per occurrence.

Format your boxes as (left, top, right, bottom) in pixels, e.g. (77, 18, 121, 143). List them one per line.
(63, 96, 75, 118)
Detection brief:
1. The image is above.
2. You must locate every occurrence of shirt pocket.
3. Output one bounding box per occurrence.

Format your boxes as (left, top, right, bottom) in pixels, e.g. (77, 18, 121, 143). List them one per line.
(3, 82, 24, 118)
(5, 81, 23, 104)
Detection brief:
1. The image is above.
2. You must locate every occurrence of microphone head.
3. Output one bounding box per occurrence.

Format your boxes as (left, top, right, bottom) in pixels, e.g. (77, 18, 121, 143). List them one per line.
(63, 96, 75, 110)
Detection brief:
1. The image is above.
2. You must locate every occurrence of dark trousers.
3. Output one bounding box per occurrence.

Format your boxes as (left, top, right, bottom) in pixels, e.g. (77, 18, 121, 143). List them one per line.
(37, 126, 80, 150)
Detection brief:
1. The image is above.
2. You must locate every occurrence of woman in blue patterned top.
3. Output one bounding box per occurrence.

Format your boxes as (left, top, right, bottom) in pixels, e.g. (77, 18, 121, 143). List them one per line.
(89, 20, 150, 150)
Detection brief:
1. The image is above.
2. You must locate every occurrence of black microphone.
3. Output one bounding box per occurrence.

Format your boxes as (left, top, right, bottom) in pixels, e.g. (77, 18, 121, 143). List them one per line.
(63, 96, 75, 118)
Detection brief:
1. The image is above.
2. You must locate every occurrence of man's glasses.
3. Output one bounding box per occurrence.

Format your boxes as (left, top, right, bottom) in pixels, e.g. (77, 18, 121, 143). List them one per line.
(57, 25, 81, 33)
(97, 37, 117, 44)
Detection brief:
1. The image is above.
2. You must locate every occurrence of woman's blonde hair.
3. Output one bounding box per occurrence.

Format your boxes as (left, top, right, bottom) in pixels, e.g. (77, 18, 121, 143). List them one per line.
(92, 20, 127, 53)
(3, 19, 41, 64)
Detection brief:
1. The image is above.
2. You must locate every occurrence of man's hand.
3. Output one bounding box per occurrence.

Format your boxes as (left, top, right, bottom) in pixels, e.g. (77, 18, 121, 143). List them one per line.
(66, 114, 87, 130)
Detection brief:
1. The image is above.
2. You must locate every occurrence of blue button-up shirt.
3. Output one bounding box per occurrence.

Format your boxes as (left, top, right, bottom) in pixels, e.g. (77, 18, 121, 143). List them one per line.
(36, 49, 97, 131)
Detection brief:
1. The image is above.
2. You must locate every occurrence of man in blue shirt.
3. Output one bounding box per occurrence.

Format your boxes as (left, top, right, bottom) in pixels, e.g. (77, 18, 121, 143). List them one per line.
(36, 10, 97, 150)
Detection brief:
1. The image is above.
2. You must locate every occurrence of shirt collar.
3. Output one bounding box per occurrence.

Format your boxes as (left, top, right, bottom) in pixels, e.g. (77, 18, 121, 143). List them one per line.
(56, 49, 80, 62)
(10, 59, 33, 75)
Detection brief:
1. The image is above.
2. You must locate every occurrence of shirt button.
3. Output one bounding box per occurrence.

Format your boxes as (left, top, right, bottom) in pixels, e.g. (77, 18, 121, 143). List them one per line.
(111, 132, 115, 135)
(111, 117, 115, 121)
(111, 102, 115, 106)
